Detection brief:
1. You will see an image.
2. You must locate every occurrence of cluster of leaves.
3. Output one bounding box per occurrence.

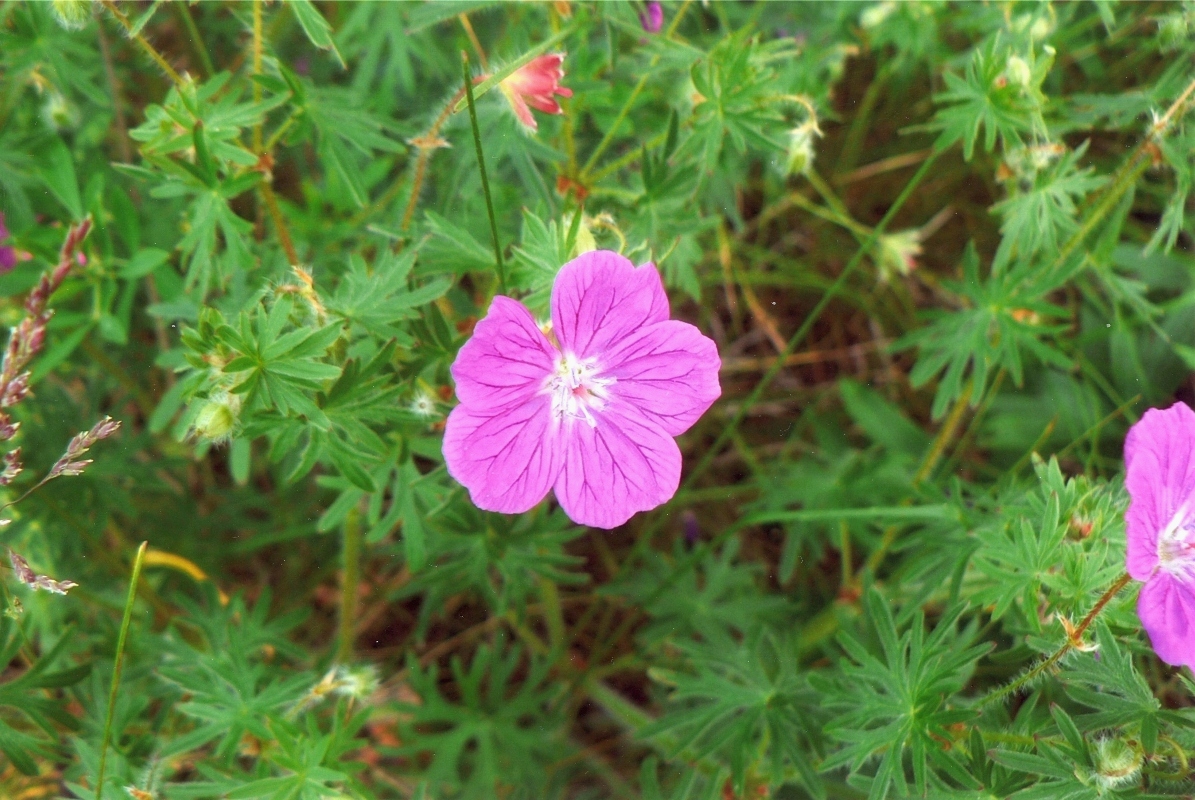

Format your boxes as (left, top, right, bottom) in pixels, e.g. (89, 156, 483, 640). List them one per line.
(0, 1, 1194, 800)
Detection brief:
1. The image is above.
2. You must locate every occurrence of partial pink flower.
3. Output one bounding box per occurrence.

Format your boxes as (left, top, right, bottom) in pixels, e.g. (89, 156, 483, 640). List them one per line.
(443, 251, 721, 529)
(1124, 401, 1195, 668)
(640, 2, 664, 33)
(499, 53, 573, 133)
(0, 214, 16, 275)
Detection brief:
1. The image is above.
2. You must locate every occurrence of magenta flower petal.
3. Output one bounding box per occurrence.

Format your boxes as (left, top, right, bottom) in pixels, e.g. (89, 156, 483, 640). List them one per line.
(550, 251, 670, 360)
(555, 403, 681, 529)
(450, 296, 556, 408)
(442, 398, 563, 515)
(604, 319, 722, 436)
(1137, 571, 1195, 668)
(1124, 402, 1195, 581)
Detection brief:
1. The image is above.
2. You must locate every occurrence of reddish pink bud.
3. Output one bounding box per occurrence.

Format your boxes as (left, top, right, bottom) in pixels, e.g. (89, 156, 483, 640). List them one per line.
(499, 53, 573, 132)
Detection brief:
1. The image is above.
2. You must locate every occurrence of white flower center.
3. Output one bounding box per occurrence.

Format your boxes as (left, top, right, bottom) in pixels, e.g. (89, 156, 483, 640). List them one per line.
(1158, 501, 1195, 580)
(544, 352, 614, 427)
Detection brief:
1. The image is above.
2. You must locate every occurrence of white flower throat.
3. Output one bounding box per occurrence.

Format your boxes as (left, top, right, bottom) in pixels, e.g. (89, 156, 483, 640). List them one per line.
(1158, 502, 1195, 579)
(545, 352, 614, 427)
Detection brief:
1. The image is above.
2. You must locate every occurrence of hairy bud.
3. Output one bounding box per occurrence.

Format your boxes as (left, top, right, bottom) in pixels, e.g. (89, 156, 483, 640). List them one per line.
(50, 0, 92, 30)
(1092, 738, 1142, 791)
(193, 395, 240, 442)
(785, 122, 821, 177)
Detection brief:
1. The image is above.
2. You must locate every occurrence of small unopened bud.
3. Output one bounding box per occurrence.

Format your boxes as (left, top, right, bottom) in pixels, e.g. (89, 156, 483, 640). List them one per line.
(41, 90, 78, 131)
(1005, 55, 1032, 89)
(565, 212, 597, 257)
(1159, 14, 1190, 51)
(876, 230, 922, 281)
(1093, 738, 1142, 791)
(51, 0, 92, 30)
(193, 395, 239, 442)
(785, 122, 821, 177)
(333, 664, 379, 700)
(860, 1, 897, 30)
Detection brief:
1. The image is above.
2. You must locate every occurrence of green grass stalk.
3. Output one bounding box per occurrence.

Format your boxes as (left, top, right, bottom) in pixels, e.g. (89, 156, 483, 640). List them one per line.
(95, 541, 148, 800)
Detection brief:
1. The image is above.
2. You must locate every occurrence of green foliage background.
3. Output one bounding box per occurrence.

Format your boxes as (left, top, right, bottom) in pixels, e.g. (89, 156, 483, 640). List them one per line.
(0, 1, 1194, 798)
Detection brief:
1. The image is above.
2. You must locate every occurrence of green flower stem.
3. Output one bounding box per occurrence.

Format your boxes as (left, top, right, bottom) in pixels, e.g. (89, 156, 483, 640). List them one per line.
(977, 572, 1133, 709)
(463, 51, 506, 295)
(95, 541, 147, 800)
(579, 0, 693, 180)
(336, 504, 362, 663)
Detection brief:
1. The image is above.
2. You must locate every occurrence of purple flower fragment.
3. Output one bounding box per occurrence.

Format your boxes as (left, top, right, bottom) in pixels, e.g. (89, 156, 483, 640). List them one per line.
(640, 1, 664, 33)
(1124, 401, 1195, 668)
(443, 250, 721, 529)
(0, 214, 17, 275)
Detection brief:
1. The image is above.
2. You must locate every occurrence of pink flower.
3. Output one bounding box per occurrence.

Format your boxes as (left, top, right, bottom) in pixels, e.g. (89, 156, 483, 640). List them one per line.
(640, 2, 664, 33)
(499, 53, 573, 132)
(1124, 401, 1195, 668)
(443, 250, 721, 529)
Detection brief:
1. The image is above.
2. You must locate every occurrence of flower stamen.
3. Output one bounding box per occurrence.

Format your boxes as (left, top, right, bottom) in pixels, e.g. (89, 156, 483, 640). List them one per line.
(545, 353, 614, 427)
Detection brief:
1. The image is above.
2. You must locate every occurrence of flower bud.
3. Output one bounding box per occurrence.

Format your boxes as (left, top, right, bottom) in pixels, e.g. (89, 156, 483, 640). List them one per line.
(565, 213, 597, 257)
(785, 124, 820, 177)
(408, 385, 439, 420)
(193, 395, 239, 442)
(1158, 13, 1189, 51)
(1093, 738, 1142, 791)
(876, 230, 922, 281)
(41, 90, 78, 131)
(51, 0, 91, 30)
(860, 1, 897, 30)
(1005, 55, 1032, 89)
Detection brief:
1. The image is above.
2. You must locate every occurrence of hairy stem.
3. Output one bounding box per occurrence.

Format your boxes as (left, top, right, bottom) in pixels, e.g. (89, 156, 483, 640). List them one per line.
(978, 572, 1133, 708)
(100, 0, 184, 88)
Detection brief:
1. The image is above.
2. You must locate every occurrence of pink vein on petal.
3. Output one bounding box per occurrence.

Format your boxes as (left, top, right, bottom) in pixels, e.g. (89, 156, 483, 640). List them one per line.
(551, 251, 669, 360)
(443, 397, 562, 515)
(554, 403, 681, 530)
(451, 296, 556, 408)
(602, 319, 722, 437)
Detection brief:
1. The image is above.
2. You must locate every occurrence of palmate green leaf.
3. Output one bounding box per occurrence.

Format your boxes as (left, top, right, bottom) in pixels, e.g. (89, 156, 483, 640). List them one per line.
(818, 591, 987, 800)
(616, 539, 791, 647)
(991, 143, 1105, 271)
(397, 637, 566, 800)
(898, 243, 1072, 418)
(286, 0, 346, 69)
(930, 38, 1037, 161)
(327, 250, 449, 345)
(639, 632, 825, 799)
(679, 30, 792, 171)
